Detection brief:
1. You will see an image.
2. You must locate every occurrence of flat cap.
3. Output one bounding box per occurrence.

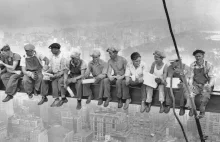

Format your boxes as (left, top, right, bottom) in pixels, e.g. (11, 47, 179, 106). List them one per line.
(106, 47, 119, 52)
(49, 43, 61, 49)
(169, 55, 181, 62)
(153, 50, 166, 58)
(70, 48, 81, 59)
(193, 50, 205, 56)
(90, 49, 101, 57)
(1, 45, 10, 51)
(24, 44, 35, 51)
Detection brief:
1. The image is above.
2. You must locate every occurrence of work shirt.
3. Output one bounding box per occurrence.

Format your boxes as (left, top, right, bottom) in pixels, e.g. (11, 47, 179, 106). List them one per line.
(167, 63, 190, 79)
(125, 61, 146, 81)
(20, 52, 45, 67)
(85, 59, 108, 77)
(65, 59, 87, 76)
(48, 52, 66, 73)
(3, 51, 21, 71)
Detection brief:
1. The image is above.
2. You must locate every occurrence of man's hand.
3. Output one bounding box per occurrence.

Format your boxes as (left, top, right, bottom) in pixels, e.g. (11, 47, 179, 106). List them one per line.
(116, 75, 124, 80)
(14, 70, 22, 75)
(0, 60, 3, 65)
(155, 78, 162, 84)
(138, 78, 144, 83)
(109, 76, 115, 81)
(71, 78, 77, 83)
(43, 65, 49, 71)
(94, 76, 102, 84)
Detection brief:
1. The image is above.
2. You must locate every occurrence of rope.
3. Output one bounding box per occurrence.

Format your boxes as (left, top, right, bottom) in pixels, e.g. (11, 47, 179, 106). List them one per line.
(170, 74, 188, 142)
(161, 0, 205, 141)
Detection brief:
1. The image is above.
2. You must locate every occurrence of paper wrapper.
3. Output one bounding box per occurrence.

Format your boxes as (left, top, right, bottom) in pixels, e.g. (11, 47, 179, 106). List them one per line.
(67, 86, 75, 97)
(43, 72, 54, 80)
(166, 77, 181, 88)
(82, 78, 95, 84)
(143, 72, 157, 88)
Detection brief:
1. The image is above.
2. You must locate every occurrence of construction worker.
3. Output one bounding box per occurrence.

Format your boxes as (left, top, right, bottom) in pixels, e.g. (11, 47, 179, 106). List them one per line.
(62, 49, 87, 110)
(102, 47, 127, 108)
(39, 43, 67, 107)
(144, 50, 168, 113)
(164, 56, 191, 116)
(84, 49, 108, 104)
(188, 49, 215, 118)
(0, 45, 23, 102)
(20, 44, 49, 99)
(122, 52, 146, 110)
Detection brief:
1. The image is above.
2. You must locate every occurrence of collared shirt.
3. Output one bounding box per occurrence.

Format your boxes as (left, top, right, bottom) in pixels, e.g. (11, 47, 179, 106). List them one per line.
(3, 51, 21, 70)
(107, 56, 127, 76)
(85, 59, 108, 77)
(65, 59, 87, 72)
(125, 61, 146, 81)
(20, 52, 46, 67)
(190, 60, 214, 78)
(49, 52, 66, 73)
(167, 63, 190, 78)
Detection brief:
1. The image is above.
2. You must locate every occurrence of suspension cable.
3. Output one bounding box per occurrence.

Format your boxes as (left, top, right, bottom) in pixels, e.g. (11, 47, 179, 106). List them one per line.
(161, 0, 206, 141)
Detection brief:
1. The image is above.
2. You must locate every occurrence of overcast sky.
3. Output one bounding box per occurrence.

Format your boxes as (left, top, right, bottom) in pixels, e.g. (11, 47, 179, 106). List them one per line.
(0, 0, 219, 28)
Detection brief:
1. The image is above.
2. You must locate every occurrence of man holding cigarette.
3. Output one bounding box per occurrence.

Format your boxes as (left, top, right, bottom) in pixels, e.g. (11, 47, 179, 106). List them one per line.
(84, 49, 108, 104)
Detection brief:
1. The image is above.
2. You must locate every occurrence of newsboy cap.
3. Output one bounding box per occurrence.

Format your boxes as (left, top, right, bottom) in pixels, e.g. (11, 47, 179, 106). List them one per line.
(24, 44, 35, 51)
(49, 43, 61, 49)
(193, 50, 205, 56)
(153, 50, 166, 58)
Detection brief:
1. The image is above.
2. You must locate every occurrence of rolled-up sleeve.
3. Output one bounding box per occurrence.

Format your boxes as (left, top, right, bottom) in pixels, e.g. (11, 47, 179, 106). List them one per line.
(101, 62, 108, 75)
(207, 63, 215, 78)
(20, 56, 26, 67)
(80, 61, 87, 70)
(125, 64, 131, 77)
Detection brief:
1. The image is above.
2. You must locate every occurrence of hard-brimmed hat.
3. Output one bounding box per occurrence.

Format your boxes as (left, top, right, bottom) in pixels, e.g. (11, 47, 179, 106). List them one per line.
(70, 49, 81, 59)
(153, 50, 166, 58)
(193, 50, 205, 56)
(24, 44, 35, 51)
(49, 43, 61, 49)
(1, 45, 10, 51)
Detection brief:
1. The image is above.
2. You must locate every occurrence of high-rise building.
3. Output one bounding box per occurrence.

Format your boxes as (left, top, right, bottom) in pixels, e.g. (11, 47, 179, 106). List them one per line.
(48, 124, 73, 142)
(30, 128, 48, 142)
(90, 111, 128, 141)
(73, 116, 82, 133)
(72, 130, 93, 142)
(0, 121, 7, 142)
(61, 109, 73, 130)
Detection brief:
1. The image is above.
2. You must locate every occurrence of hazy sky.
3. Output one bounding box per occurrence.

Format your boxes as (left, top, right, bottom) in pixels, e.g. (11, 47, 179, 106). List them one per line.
(0, 0, 219, 28)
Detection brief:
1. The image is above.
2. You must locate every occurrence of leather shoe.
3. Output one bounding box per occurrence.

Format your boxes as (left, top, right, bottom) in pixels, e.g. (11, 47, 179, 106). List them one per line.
(179, 107, 185, 116)
(104, 98, 112, 107)
(86, 95, 93, 104)
(76, 100, 82, 110)
(140, 101, 146, 113)
(118, 99, 123, 108)
(197, 112, 205, 119)
(146, 103, 152, 113)
(164, 105, 171, 114)
(159, 103, 164, 113)
(57, 98, 68, 107)
(50, 98, 60, 107)
(38, 97, 48, 105)
(123, 99, 131, 110)
(2, 95, 13, 102)
(189, 108, 194, 117)
(97, 99, 103, 105)
(28, 93, 33, 99)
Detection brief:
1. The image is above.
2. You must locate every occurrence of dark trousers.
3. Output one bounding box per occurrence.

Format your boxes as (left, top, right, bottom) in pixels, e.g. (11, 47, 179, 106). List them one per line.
(165, 83, 190, 107)
(23, 72, 43, 95)
(1, 72, 23, 96)
(122, 79, 145, 100)
(103, 78, 123, 99)
(41, 76, 64, 98)
(83, 77, 105, 99)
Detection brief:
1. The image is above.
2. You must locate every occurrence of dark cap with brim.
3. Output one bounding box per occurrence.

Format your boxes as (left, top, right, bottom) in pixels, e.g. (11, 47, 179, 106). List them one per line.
(49, 43, 61, 49)
(193, 50, 205, 56)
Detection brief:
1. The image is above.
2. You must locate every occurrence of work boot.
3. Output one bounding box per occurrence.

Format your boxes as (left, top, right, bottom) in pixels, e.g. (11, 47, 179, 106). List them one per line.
(123, 99, 131, 110)
(159, 103, 164, 113)
(38, 97, 48, 105)
(86, 95, 93, 104)
(50, 98, 60, 107)
(97, 99, 103, 105)
(197, 112, 205, 119)
(189, 108, 194, 117)
(118, 99, 123, 108)
(198, 102, 207, 119)
(76, 100, 82, 110)
(179, 107, 185, 116)
(146, 103, 152, 113)
(104, 98, 112, 107)
(28, 93, 33, 99)
(57, 98, 68, 107)
(164, 105, 171, 114)
(2, 95, 13, 102)
(140, 101, 146, 113)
